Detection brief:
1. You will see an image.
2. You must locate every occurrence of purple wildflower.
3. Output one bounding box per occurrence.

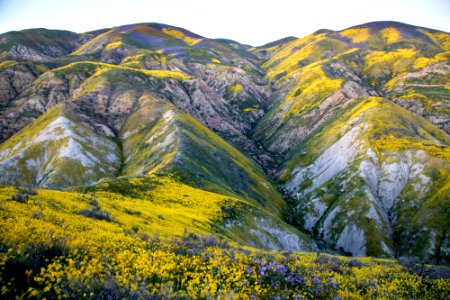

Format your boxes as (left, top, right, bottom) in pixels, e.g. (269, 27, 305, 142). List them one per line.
(275, 265, 288, 275)
(331, 280, 337, 289)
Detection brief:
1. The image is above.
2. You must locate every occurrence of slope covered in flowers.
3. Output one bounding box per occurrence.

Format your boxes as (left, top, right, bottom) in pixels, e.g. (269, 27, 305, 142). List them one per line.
(1, 180, 449, 299)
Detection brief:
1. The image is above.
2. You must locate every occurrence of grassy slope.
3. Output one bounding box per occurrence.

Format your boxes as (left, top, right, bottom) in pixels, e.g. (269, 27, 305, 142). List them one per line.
(0, 90, 286, 216)
(120, 95, 286, 213)
(71, 23, 261, 69)
(0, 175, 310, 248)
(0, 183, 448, 298)
(254, 22, 450, 152)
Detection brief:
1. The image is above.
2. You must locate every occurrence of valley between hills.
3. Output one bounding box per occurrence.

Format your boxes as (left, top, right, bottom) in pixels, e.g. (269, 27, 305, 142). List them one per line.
(0, 21, 449, 298)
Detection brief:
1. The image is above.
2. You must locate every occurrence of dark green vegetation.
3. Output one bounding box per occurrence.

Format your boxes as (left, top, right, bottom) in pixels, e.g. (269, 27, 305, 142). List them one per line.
(0, 21, 449, 297)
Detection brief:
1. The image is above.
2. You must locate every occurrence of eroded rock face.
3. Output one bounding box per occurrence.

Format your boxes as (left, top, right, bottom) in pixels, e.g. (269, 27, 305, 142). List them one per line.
(0, 64, 38, 108)
(248, 222, 310, 251)
(286, 124, 366, 197)
(0, 69, 87, 142)
(0, 110, 121, 188)
(254, 73, 373, 156)
(1, 29, 90, 62)
(9, 44, 66, 61)
(281, 104, 448, 261)
(0, 60, 277, 169)
(284, 146, 435, 257)
(225, 216, 318, 252)
(384, 63, 450, 134)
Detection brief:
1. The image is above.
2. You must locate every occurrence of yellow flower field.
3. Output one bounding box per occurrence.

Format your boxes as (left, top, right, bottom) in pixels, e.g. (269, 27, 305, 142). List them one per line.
(0, 177, 448, 299)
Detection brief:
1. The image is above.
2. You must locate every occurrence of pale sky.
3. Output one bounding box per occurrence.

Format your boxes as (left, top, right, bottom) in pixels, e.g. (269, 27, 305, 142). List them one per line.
(0, 0, 448, 46)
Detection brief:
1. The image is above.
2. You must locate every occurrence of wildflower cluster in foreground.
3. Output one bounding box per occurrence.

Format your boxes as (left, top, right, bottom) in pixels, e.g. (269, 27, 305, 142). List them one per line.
(1, 231, 449, 299)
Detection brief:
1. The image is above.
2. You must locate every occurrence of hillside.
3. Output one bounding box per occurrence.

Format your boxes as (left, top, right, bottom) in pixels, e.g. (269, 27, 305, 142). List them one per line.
(0, 20, 449, 298)
(253, 21, 450, 261)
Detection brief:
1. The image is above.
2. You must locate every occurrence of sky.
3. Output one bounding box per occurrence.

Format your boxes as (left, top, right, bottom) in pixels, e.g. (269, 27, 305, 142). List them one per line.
(0, 0, 449, 46)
